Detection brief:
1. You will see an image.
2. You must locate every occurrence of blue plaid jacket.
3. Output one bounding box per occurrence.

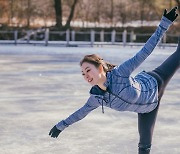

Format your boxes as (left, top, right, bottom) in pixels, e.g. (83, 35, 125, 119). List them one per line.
(56, 16, 172, 131)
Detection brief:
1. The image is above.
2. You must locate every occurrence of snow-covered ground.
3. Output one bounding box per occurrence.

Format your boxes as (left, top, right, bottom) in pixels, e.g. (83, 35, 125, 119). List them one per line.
(0, 45, 179, 154)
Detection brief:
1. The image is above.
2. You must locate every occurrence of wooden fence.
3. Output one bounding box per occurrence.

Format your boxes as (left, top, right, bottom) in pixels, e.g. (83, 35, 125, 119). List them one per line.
(0, 29, 178, 47)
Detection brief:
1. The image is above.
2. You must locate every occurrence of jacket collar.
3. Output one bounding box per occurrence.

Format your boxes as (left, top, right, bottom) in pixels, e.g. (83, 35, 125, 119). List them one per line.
(90, 85, 106, 95)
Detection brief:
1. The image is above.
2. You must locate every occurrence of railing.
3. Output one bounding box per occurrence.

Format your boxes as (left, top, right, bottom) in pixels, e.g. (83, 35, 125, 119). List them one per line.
(0, 29, 179, 47)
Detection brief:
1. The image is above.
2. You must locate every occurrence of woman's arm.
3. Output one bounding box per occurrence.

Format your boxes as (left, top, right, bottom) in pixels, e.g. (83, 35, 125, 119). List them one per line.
(115, 16, 172, 77)
(114, 7, 178, 77)
(56, 97, 99, 131)
(49, 95, 100, 138)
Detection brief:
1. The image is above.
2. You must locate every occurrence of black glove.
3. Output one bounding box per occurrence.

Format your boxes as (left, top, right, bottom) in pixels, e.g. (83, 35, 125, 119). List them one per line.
(49, 125, 62, 138)
(163, 6, 179, 22)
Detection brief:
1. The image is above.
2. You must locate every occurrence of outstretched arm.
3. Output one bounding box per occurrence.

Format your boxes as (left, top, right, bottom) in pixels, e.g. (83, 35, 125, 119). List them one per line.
(114, 7, 178, 77)
(49, 95, 100, 138)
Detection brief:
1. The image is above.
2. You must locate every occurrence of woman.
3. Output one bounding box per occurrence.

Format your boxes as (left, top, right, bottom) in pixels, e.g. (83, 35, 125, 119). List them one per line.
(49, 7, 179, 154)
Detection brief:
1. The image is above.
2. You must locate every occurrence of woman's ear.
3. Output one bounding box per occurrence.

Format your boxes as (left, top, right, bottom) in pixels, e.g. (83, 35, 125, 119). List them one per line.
(99, 64, 104, 73)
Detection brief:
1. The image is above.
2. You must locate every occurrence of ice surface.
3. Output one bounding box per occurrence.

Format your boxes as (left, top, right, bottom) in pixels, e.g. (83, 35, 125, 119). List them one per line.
(0, 45, 179, 154)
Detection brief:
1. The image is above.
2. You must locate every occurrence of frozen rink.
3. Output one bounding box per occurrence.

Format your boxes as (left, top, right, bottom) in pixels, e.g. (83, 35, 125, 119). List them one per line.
(0, 45, 179, 154)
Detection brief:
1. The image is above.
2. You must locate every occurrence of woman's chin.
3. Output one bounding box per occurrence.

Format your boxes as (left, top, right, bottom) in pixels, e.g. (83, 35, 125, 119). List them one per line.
(89, 82, 95, 86)
(90, 83, 94, 86)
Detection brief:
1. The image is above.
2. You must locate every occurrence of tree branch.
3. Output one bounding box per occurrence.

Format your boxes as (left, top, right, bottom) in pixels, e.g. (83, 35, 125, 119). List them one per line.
(64, 0, 78, 29)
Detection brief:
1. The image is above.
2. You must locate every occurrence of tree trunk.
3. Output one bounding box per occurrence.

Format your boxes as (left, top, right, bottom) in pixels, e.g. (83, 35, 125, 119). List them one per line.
(110, 0, 114, 27)
(54, 0, 62, 28)
(64, 0, 78, 29)
(10, 0, 14, 25)
(140, 1, 145, 26)
(27, 0, 31, 28)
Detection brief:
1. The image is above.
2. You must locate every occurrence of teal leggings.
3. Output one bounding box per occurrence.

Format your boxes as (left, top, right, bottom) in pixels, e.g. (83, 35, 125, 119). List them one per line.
(138, 40, 180, 154)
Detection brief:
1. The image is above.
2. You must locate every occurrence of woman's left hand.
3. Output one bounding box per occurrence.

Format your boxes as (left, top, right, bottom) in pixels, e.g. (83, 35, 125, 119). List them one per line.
(163, 6, 179, 22)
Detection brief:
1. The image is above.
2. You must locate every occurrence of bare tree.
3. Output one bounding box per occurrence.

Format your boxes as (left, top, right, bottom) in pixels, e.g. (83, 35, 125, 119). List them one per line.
(116, 1, 128, 27)
(64, 0, 78, 29)
(27, 0, 31, 27)
(9, 0, 14, 25)
(0, 1, 8, 25)
(74, 0, 93, 27)
(54, 0, 62, 27)
(138, 0, 158, 26)
(139, 0, 147, 25)
(54, 0, 78, 29)
(110, 0, 114, 26)
(93, 0, 101, 25)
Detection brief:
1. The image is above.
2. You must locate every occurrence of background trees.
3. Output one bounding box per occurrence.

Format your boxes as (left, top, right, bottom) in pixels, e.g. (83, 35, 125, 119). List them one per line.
(0, 0, 179, 29)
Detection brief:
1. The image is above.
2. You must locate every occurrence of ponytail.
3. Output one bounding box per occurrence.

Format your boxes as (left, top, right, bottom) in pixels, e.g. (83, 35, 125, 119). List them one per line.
(105, 61, 116, 72)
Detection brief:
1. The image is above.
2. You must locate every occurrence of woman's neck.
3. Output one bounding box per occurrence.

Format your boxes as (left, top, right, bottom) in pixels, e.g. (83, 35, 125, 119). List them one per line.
(97, 73, 107, 91)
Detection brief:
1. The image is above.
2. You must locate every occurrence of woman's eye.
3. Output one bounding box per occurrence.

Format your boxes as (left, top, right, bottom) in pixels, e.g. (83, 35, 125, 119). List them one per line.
(82, 73, 85, 76)
(87, 70, 90, 72)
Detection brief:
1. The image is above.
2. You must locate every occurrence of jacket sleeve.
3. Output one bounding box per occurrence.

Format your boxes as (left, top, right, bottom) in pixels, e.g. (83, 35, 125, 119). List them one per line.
(56, 95, 100, 131)
(114, 16, 172, 77)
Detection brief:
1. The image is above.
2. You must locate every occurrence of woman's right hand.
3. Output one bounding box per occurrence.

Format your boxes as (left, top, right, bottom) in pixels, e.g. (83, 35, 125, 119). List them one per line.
(49, 125, 62, 138)
(163, 6, 179, 22)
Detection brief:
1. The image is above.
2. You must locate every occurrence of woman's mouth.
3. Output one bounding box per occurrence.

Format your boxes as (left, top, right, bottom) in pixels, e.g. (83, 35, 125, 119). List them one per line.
(88, 79, 93, 83)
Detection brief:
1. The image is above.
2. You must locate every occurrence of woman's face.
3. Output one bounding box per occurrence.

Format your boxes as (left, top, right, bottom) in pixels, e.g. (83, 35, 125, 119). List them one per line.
(81, 62, 102, 86)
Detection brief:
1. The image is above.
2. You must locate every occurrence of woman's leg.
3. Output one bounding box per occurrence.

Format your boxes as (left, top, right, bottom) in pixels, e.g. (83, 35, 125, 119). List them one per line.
(138, 104, 160, 154)
(153, 37, 180, 98)
(138, 38, 180, 154)
(138, 71, 163, 154)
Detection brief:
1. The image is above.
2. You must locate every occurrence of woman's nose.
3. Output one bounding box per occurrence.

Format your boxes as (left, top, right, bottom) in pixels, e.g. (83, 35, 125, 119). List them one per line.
(85, 74, 89, 79)
(85, 74, 89, 80)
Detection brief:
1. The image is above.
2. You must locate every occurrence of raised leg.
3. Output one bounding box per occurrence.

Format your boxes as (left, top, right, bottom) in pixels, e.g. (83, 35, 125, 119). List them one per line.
(153, 37, 180, 98)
